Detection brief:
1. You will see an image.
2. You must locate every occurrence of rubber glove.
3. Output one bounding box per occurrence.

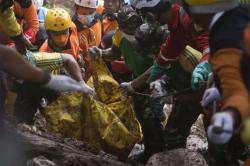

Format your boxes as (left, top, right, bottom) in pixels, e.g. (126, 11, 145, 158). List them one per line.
(45, 75, 94, 94)
(191, 60, 212, 90)
(201, 87, 221, 108)
(207, 111, 233, 144)
(88, 46, 103, 60)
(80, 81, 95, 95)
(120, 81, 135, 94)
(146, 61, 167, 83)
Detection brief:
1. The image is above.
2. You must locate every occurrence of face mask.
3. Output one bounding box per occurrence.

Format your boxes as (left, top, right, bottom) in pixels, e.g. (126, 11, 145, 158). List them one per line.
(77, 12, 96, 26)
(51, 34, 69, 48)
(122, 32, 137, 43)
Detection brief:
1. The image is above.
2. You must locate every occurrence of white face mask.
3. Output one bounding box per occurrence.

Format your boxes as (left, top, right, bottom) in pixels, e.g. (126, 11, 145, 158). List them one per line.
(77, 12, 96, 26)
(122, 32, 136, 43)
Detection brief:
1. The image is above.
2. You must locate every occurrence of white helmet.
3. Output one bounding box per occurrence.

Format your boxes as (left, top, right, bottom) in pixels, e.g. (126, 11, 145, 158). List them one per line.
(132, 0, 160, 10)
(74, 0, 98, 8)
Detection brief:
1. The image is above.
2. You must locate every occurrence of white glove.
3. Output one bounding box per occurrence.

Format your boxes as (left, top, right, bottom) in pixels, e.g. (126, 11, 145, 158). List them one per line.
(207, 112, 233, 144)
(88, 46, 102, 59)
(80, 81, 95, 95)
(45, 75, 94, 94)
(201, 87, 221, 108)
(120, 82, 135, 93)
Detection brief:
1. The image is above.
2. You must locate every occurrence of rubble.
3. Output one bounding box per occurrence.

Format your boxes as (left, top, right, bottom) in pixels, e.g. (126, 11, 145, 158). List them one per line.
(146, 149, 207, 166)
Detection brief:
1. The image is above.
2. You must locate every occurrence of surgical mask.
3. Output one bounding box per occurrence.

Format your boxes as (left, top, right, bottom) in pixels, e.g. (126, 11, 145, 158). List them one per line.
(122, 32, 137, 43)
(77, 12, 96, 26)
(51, 34, 69, 48)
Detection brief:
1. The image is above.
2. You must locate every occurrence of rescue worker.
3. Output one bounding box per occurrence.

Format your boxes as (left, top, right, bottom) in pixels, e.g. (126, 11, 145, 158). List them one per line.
(101, 0, 120, 35)
(0, 0, 39, 54)
(99, 3, 134, 83)
(0, 45, 93, 166)
(88, 10, 169, 163)
(184, 0, 250, 165)
(40, 8, 81, 60)
(132, 0, 210, 87)
(73, 0, 102, 80)
(34, 0, 48, 48)
(13, 50, 94, 124)
(123, 0, 209, 153)
(0, 45, 92, 113)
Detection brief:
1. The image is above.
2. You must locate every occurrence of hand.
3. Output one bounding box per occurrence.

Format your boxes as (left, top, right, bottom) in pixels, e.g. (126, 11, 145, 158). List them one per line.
(201, 87, 221, 108)
(14, 35, 28, 55)
(146, 61, 166, 83)
(88, 46, 102, 60)
(120, 82, 135, 94)
(80, 81, 95, 95)
(45, 75, 86, 92)
(14, 35, 34, 55)
(207, 111, 233, 144)
(191, 60, 211, 90)
(23, 34, 34, 48)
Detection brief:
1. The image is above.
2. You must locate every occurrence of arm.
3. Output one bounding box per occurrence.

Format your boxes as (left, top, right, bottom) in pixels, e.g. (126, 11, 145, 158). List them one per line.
(0, 6, 22, 38)
(88, 45, 122, 61)
(211, 48, 248, 121)
(130, 67, 152, 90)
(101, 28, 122, 60)
(156, 31, 186, 67)
(22, 0, 39, 43)
(61, 53, 83, 82)
(0, 45, 48, 83)
(0, 46, 94, 94)
(102, 46, 122, 60)
(193, 31, 210, 61)
(28, 52, 83, 82)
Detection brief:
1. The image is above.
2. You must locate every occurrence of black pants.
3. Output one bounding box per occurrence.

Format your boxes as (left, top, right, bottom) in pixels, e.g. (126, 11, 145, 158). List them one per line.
(164, 103, 202, 150)
(133, 92, 166, 154)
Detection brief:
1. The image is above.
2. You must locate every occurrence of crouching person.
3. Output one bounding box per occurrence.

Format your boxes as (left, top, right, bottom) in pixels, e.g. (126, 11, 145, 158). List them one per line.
(184, 0, 250, 165)
(13, 51, 94, 125)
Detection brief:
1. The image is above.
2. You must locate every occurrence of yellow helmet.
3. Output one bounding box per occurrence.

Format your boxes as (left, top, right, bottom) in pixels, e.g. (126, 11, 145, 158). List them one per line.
(45, 8, 72, 32)
(184, 0, 238, 13)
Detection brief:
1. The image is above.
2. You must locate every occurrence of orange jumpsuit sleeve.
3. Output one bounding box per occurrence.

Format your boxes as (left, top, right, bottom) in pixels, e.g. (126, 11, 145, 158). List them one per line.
(210, 48, 250, 121)
(16, 1, 39, 43)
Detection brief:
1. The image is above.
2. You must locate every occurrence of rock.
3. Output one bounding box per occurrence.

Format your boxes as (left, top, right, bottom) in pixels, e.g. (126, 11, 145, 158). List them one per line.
(186, 115, 208, 154)
(146, 149, 207, 166)
(26, 156, 57, 166)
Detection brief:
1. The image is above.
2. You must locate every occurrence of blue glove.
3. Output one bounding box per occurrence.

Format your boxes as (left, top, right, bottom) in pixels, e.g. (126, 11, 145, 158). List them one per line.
(191, 60, 212, 90)
(207, 111, 233, 144)
(146, 61, 166, 83)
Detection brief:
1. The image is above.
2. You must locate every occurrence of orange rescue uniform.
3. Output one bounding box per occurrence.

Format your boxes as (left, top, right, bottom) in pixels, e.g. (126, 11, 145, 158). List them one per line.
(75, 19, 102, 80)
(39, 23, 80, 60)
(0, 0, 39, 44)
